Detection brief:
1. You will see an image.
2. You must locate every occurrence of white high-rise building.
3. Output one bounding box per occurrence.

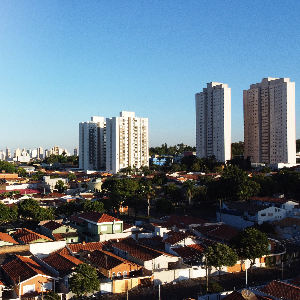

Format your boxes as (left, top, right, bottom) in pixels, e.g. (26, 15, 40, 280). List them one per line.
(79, 112, 149, 174)
(195, 82, 231, 162)
(79, 116, 106, 171)
(106, 111, 149, 174)
(244, 77, 296, 164)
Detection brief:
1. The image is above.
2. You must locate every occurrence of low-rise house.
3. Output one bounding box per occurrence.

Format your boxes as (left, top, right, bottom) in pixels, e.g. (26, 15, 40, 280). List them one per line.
(40, 220, 79, 243)
(13, 228, 53, 244)
(1, 255, 56, 299)
(163, 231, 196, 253)
(42, 252, 82, 292)
(68, 211, 123, 242)
(260, 280, 300, 299)
(217, 201, 286, 229)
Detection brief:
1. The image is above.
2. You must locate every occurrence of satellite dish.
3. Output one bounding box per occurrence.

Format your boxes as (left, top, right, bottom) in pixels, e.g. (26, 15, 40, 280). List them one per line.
(241, 289, 257, 300)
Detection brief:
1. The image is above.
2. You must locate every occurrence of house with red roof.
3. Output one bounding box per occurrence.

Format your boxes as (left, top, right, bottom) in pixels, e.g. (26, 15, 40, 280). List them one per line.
(1, 255, 57, 299)
(68, 211, 123, 242)
(40, 220, 79, 243)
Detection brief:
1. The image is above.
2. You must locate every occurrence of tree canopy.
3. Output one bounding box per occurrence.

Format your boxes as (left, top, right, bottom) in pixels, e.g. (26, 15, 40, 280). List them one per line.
(69, 263, 99, 297)
(230, 227, 269, 269)
(205, 243, 238, 279)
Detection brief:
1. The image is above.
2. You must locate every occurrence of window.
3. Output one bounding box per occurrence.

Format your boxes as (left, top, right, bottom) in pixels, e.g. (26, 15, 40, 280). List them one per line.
(117, 272, 122, 278)
(101, 225, 107, 231)
(88, 223, 91, 228)
(123, 271, 127, 278)
(114, 224, 120, 230)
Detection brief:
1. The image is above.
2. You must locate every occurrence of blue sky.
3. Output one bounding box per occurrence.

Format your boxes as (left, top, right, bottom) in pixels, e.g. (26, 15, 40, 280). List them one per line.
(1, 0, 300, 153)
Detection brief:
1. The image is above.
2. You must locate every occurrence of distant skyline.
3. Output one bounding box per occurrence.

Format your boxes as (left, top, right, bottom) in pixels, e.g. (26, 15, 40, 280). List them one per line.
(1, 1, 300, 152)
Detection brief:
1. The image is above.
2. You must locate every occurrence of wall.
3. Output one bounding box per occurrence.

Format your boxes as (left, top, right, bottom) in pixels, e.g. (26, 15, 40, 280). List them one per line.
(216, 212, 254, 229)
(0, 244, 29, 254)
(30, 241, 66, 258)
(99, 232, 131, 242)
(113, 277, 139, 293)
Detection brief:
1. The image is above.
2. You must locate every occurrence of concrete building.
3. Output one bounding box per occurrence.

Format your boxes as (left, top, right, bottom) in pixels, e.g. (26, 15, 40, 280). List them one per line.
(37, 147, 43, 159)
(106, 111, 149, 174)
(79, 116, 106, 171)
(195, 82, 231, 162)
(6, 147, 11, 159)
(244, 77, 296, 164)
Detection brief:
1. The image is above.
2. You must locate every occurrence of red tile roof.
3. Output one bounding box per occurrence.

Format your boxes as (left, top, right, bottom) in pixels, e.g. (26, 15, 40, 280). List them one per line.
(41, 220, 63, 230)
(164, 231, 193, 245)
(260, 280, 300, 300)
(172, 246, 200, 259)
(76, 212, 121, 223)
(13, 228, 52, 244)
(113, 239, 172, 262)
(0, 232, 18, 244)
(68, 241, 105, 253)
(196, 224, 239, 242)
(222, 290, 272, 300)
(87, 249, 136, 270)
(2, 255, 55, 283)
(42, 253, 82, 277)
(187, 243, 205, 255)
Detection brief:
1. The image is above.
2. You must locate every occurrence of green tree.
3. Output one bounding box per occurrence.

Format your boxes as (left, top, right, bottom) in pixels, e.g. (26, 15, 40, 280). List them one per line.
(230, 227, 269, 270)
(55, 180, 66, 193)
(69, 263, 99, 297)
(18, 198, 41, 220)
(155, 198, 174, 214)
(17, 167, 27, 178)
(163, 183, 181, 203)
(220, 165, 259, 201)
(83, 200, 105, 213)
(0, 161, 16, 173)
(205, 243, 238, 280)
(35, 207, 55, 222)
(0, 202, 17, 225)
(182, 180, 196, 205)
(67, 172, 77, 181)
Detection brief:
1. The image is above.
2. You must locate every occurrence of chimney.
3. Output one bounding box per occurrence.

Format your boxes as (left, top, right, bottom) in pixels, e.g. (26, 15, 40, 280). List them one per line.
(82, 241, 85, 245)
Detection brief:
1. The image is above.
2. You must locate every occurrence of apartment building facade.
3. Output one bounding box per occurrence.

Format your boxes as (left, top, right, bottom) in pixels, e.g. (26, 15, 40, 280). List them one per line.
(244, 77, 296, 164)
(106, 111, 149, 174)
(79, 116, 106, 171)
(195, 82, 231, 162)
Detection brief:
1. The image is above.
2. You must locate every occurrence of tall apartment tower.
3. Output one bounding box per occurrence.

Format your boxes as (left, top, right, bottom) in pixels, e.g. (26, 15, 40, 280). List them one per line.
(79, 116, 106, 171)
(244, 78, 296, 164)
(195, 82, 231, 162)
(106, 111, 149, 174)
(37, 147, 44, 159)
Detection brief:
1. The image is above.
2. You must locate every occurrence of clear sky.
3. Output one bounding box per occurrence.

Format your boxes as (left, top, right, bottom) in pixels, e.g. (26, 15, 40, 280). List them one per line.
(1, 0, 300, 153)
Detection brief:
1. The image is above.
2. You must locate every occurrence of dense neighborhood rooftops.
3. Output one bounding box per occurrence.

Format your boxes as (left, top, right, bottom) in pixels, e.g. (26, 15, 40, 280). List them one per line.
(2, 255, 55, 283)
(139, 236, 165, 251)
